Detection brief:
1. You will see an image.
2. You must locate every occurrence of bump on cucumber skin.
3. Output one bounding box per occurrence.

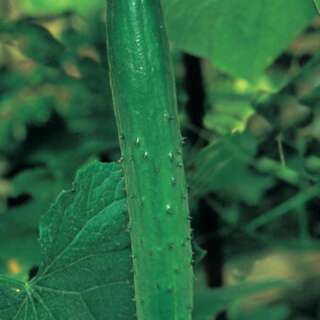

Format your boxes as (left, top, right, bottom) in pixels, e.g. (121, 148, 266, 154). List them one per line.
(106, 1, 193, 319)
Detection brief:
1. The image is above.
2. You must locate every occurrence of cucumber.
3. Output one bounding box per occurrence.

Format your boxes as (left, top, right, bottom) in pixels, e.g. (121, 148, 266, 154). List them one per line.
(106, 1, 193, 319)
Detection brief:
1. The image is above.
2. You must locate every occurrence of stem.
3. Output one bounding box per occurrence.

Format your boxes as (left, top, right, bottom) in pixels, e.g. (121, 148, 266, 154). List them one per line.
(106, 1, 193, 319)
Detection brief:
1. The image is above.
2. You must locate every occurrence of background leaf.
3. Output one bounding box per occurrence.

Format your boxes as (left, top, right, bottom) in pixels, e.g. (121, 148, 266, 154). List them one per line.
(162, 0, 316, 79)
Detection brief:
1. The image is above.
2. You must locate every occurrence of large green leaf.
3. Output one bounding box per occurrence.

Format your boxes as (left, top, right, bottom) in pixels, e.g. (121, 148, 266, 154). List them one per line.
(162, 0, 316, 79)
(0, 161, 135, 319)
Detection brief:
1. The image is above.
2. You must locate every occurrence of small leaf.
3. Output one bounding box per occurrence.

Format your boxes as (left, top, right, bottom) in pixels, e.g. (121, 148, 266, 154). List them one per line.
(0, 161, 136, 319)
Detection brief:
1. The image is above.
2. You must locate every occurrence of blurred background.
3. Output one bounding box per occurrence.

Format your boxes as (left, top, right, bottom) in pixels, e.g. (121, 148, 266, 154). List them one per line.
(1, 1, 320, 319)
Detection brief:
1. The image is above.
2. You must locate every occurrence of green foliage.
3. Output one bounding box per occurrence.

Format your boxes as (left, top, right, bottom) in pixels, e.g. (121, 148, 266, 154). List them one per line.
(15, 0, 317, 80)
(0, 161, 135, 319)
(1, 1, 320, 320)
(0, 12, 117, 281)
(162, 0, 316, 79)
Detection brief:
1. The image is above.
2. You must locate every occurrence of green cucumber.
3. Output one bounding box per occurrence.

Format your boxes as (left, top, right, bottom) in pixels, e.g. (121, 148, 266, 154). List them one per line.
(106, 1, 193, 319)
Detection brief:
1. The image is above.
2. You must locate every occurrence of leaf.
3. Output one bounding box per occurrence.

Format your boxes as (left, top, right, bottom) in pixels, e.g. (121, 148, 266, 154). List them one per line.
(0, 134, 113, 279)
(162, 0, 316, 79)
(0, 161, 136, 319)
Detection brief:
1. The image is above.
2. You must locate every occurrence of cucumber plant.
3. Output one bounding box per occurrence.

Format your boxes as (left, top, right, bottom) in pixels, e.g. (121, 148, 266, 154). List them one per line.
(106, 1, 193, 319)
(1, 1, 319, 320)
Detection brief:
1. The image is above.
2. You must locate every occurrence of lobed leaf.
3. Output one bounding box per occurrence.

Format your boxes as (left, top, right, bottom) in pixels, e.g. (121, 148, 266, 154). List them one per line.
(0, 161, 136, 319)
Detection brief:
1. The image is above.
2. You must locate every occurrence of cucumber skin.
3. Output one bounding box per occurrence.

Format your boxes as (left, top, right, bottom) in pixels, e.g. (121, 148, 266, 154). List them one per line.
(106, 1, 193, 319)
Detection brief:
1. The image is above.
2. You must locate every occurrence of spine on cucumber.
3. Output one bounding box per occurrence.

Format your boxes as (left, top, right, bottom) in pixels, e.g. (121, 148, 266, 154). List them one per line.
(106, 1, 193, 319)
